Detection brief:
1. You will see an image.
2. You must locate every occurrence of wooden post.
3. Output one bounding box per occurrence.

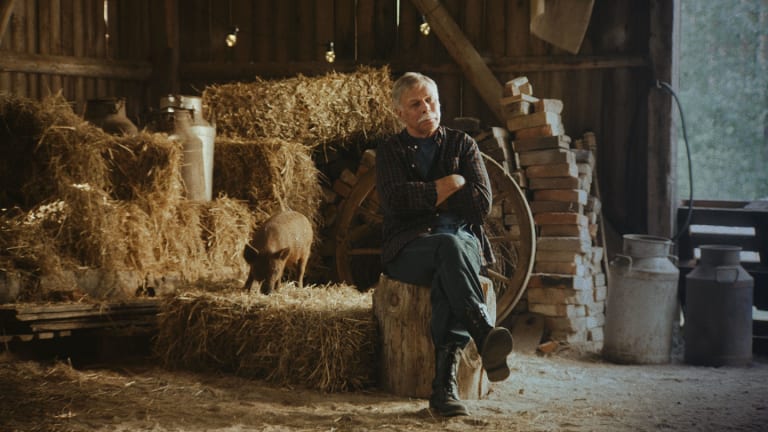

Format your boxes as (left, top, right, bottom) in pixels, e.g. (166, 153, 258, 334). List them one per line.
(373, 274, 495, 399)
(410, 0, 504, 124)
(647, 0, 679, 239)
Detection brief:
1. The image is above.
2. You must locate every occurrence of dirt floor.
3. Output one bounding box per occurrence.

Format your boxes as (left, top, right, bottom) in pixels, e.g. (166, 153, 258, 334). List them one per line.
(1, 334, 767, 432)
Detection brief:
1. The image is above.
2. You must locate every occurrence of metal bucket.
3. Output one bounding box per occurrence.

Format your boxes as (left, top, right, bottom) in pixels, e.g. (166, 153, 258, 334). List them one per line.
(684, 245, 753, 366)
(159, 95, 215, 200)
(603, 234, 680, 364)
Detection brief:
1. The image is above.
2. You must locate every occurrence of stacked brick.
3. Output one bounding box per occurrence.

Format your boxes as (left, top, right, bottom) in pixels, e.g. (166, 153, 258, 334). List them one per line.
(501, 77, 607, 349)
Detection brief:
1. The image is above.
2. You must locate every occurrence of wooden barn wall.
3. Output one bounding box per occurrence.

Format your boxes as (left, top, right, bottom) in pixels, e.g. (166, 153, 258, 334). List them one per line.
(0, 0, 657, 236)
(0, 0, 156, 122)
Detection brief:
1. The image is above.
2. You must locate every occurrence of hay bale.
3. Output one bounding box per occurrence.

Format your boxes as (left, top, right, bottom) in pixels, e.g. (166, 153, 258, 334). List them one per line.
(0, 95, 263, 301)
(0, 93, 112, 209)
(104, 131, 185, 204)
(155, 282, 378, 392)
(202, 66, 399, 149)
(212, 137, 322, 229)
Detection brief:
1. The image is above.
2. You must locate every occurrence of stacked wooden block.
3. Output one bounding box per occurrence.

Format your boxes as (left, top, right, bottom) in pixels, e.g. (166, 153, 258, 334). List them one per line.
(501, 77, 607, 349)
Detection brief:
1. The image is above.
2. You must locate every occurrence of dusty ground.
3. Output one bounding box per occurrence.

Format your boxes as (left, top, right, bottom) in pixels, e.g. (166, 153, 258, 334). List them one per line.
(1, 338, 766, 432)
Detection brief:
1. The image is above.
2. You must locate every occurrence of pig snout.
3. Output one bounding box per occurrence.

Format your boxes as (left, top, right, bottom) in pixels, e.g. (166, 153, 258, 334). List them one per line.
(242, 210, 313, 294)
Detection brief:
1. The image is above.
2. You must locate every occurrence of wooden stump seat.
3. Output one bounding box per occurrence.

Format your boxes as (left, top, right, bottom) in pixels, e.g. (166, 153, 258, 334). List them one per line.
(372, 274, 496, 399)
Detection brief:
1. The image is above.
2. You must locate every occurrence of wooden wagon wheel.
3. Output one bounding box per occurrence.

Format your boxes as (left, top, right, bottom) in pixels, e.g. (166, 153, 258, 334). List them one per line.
(335, 151, 535, 324)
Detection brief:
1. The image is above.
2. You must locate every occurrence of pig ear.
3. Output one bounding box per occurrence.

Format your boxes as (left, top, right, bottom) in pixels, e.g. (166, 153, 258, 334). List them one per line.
(244, 244, 259, 260)
(276, 248, 290, 260)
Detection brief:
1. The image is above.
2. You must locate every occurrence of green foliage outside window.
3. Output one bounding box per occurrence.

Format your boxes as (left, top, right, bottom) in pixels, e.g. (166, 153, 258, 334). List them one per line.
(678, 1, 768, 201)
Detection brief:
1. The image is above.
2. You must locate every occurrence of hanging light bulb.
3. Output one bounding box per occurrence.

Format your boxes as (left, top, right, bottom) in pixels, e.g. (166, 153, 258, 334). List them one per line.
(325, 41, 336, 63)
(225, 26, 239, 48)
(419, 15, 431, 36)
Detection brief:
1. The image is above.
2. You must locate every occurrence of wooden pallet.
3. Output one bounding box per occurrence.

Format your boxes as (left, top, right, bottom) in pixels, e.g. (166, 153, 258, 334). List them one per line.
(0, 299, 159, 343)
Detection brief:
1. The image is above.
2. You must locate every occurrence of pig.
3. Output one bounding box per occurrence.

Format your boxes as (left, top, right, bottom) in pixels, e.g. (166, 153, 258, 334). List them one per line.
(243, 210, 313, 295)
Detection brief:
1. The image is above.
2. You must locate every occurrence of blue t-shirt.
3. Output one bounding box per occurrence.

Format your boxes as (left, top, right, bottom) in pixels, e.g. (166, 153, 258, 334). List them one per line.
(413, 136, 437, 179)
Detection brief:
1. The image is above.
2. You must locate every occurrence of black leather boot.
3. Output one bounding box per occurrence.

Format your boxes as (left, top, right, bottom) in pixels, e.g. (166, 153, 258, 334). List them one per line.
(429, 345, 469, 417)
(465, 303, 514, 382)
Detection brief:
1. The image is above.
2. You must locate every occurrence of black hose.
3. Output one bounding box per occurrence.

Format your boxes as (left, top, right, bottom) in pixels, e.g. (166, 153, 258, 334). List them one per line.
(655, 80, 693, 243)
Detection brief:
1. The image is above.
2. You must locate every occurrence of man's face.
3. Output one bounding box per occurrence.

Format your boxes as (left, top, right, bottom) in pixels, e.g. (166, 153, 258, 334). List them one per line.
(396, 84, 441, 138)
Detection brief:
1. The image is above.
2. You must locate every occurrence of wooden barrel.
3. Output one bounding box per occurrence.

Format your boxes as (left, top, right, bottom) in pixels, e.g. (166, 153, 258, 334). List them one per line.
(372, 274, 495, 399)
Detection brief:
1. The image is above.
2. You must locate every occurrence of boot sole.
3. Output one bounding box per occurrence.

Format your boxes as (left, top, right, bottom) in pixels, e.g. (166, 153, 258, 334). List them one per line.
(481, 327, 513, 382)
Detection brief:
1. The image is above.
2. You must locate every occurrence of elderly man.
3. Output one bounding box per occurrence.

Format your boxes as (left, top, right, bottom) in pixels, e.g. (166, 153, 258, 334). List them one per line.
(375, 72, 514, 417)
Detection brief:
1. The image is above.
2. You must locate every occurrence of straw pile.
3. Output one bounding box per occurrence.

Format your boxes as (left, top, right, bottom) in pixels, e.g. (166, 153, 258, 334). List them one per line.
(0, 94, 258, 300)
(202, 66, 399, 149)
(155, 282, 378, 392)
(213, 137, 322, 229)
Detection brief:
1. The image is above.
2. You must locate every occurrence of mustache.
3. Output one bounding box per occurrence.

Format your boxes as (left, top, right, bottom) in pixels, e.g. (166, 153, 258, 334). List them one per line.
(418, 113, 438, 122)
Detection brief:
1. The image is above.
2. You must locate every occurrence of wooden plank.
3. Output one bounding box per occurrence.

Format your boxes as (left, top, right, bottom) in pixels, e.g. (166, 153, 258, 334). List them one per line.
(93, 0, 107, 96)
(486, 0, 505, 58)
(504, 0, 527, 57)
(411, 0, 504, 123)
(0, 1, 12, 87)
(39, 0, 52, 96)
(61, 0, 74, 101)
(374, 0, 396, 59)
(232, 0, 252, 62)
(334, 0, 356, 62)
(684, 233, 762, 252)
(0, 51, 152, 79)
(315, 0, 334, 63)
(356, 0, 375, 61)
(10, 0, 26, 97)
(13, 307, 159, 322)
(295, 0, 315, 62)
(29, 318, 156, 332)
(24, 0, 37, 98)
(106, 0, 118, 59)
(395, 0, 419, 63)
(273, 0, 292, 62)
(251, 0, 271, 62)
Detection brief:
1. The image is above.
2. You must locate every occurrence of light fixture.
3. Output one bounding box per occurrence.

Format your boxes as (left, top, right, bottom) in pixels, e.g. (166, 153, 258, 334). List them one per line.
(325, 41, 336, 63)
(225, 26, 239, 48)
(419, 15, 431, 36)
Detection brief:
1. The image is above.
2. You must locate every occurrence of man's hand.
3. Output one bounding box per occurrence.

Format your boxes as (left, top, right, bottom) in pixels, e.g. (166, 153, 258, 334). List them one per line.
(435, 174, 466, 206)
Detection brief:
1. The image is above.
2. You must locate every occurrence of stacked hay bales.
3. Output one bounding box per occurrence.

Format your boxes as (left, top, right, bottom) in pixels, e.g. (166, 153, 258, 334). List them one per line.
(0, 94, 256, 301)
(151, 67, 399, 390)
(155, 282, 377, 392)
(203, 66, 399, 149)
(212, 137, 320, 228)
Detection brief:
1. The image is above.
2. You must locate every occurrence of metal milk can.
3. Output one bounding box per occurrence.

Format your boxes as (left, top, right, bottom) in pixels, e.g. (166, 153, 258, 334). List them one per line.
(84, 98, 138, 136)
(159, 95, 216, 201)
(152, 109, 207, 201)
(603, 234, 680, 364)
(684, 245, 753, 366)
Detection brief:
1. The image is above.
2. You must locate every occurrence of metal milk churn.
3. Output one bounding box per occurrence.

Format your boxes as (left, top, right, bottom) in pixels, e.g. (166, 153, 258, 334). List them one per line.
(84, 98, 138, 136)
(603, 234, 680, 364)
(153, 109, 207, 201)
(160, 95, 216, 201)
(684, 245, 753, 366)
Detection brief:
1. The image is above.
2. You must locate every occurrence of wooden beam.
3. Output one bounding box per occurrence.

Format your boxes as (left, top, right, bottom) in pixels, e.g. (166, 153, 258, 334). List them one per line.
(180, 55, 648, 82)
(0, 51, 152, 80)
(410, 0, 504, 124)
(0, 0, 15, 47)
(647, 0, 679, 239)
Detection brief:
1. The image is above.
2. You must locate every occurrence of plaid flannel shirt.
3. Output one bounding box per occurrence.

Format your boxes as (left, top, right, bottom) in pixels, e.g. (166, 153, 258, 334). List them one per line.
(376, 126, 495, 266)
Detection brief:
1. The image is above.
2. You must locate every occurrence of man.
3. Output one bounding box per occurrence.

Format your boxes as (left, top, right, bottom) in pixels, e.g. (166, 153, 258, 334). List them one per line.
(376, 72, 514, 417)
